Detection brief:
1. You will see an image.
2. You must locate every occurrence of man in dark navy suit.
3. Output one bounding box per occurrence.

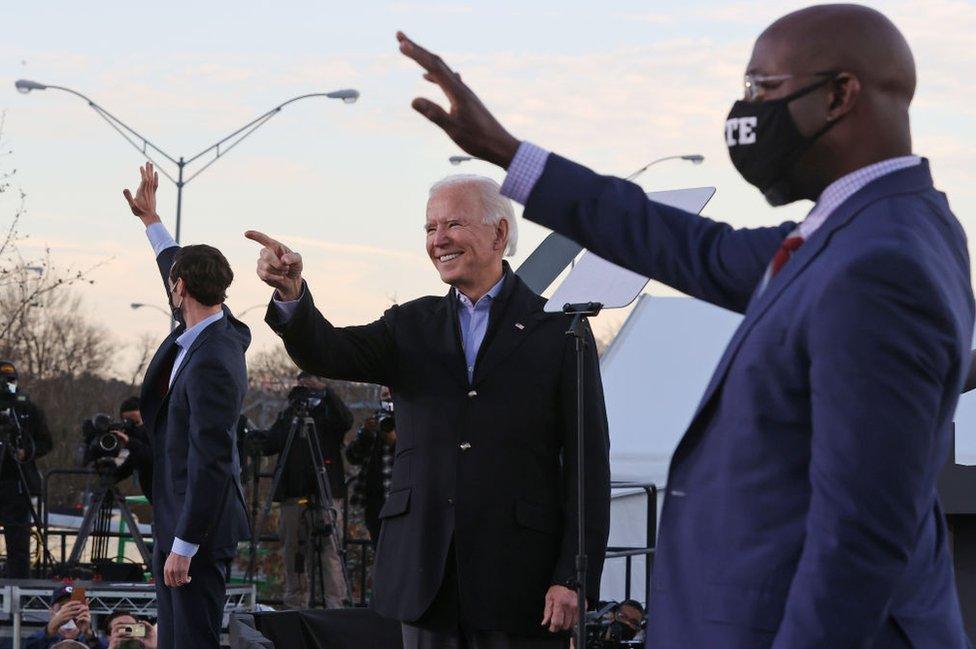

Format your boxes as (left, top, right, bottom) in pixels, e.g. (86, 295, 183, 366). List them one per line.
(123, 163, 251, 649)
(399, 4, 973, 648)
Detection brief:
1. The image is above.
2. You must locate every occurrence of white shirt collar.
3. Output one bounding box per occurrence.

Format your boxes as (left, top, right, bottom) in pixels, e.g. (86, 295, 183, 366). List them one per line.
(799, 155, 922, 239)
(176, 309, 224, 350)
(456, 274, 506, 310)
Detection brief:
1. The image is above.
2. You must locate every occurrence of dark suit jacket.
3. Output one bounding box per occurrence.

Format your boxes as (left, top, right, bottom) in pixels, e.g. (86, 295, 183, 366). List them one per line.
(524, 155, 973, 648)
(140, 246, 251, 560)
(266, 263, 611, 635)
(1, 398, 52, 494)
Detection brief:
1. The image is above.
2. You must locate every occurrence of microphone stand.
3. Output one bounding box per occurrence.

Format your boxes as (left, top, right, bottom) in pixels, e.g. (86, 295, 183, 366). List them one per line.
(563, 301, 603, 649)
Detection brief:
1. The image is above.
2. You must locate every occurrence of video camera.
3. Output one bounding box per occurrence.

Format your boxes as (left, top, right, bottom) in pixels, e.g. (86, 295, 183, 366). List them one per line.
(81, 414, 136, 471)
(286, 385, 325, 411)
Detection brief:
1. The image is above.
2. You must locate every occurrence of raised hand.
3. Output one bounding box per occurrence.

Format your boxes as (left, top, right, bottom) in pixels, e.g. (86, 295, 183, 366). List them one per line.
(397, 32, 521, 168)
(123, 162, 161, 225)
(244, 230, 304, 301)
(46, 601, 84, 636)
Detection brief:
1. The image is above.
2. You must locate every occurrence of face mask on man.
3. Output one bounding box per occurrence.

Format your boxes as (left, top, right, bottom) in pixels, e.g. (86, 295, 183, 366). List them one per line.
(725, 75, 840, 206)
(169, 277, 185, 324)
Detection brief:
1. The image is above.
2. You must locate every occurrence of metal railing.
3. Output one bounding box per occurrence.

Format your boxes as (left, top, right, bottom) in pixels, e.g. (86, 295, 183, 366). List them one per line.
(605, 481, 658, 605)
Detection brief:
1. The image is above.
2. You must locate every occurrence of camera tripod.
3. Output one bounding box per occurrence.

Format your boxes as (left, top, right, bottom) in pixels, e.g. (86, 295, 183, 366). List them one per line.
(66, 473, 152, 570)
(0, 409, 55, 575)
(246, 402, 351, 606)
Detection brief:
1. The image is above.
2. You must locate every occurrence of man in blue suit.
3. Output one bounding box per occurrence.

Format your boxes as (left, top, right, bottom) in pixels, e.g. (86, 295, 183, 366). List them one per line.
(123, 163, 251, 649)
(400, 4, 973, 648)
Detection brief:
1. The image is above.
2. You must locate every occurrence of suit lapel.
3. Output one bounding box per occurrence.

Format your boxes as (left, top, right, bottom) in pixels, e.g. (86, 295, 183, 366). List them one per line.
(168, 315, 225, 391)
(430, 291, 470, 389)
(687, 160, 936, 427)
(472, 280, 546, 386)
(141, 326, 183, 426)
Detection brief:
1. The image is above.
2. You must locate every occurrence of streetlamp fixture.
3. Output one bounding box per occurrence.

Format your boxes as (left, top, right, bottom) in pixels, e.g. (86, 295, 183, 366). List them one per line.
(130, 302, 171, 319)
(625, 154, 704, 182)
(449, 155, 474, 165)
(15, 80, 359, 244)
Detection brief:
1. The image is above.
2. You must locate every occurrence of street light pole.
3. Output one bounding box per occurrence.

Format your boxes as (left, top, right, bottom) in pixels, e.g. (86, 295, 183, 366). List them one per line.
(15, 79, 359, 244)
(176, 158, 185, 245)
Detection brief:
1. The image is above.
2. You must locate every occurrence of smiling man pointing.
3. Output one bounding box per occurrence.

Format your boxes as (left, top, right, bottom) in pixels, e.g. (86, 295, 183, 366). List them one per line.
(247, 174, 610, 648)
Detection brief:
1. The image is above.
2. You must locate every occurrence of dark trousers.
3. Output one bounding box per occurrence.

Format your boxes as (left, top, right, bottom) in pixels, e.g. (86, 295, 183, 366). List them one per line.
(154, 544, 230, 649)
(402, 541, 568, 649)
(0, 480, 31, 578)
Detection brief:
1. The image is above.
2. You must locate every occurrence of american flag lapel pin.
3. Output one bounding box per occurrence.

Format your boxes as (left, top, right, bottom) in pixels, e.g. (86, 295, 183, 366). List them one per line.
(515, 322, 525, 330)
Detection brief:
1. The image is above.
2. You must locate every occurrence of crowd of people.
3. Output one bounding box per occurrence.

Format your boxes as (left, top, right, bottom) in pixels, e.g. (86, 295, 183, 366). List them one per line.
(24, 585, 156, 649)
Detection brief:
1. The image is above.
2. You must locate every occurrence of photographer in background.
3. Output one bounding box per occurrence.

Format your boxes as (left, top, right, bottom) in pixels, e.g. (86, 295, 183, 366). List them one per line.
(0, 360, 52, 578)
(610, 601, 645, 643)
(346, 387, 396, 546)
(104, 610, 158, 649)
(24, 585, 106, 649)
(116, 397, 153, 499)
(79, 399, 150, 489)
(261, 371, 353, 609)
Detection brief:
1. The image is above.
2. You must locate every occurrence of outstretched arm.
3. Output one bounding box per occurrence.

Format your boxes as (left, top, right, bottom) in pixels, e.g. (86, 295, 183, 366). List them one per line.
(123, 162, 179, 295)
(245, 230, 398, 386)
(396, 33, 788, 311)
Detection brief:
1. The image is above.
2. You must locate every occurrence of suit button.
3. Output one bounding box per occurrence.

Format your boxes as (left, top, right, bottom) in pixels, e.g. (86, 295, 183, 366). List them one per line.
(447, 498, 454, 505)
(467, 390, 477, 397)
(460, 442, 472, 451)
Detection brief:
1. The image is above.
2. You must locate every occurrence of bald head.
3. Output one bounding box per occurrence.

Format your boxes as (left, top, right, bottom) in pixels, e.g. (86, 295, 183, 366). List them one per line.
(757, 4, 915, 105)
(741, 4, 917, 199)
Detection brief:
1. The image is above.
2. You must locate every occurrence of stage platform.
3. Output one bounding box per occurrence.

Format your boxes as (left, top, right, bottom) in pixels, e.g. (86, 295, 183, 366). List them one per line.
(0, 579, 256, 646)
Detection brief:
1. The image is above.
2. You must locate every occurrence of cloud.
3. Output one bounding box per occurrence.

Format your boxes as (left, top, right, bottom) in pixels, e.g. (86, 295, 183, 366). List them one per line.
(613, 12, 674, 25)
(388, 2, 474, 15)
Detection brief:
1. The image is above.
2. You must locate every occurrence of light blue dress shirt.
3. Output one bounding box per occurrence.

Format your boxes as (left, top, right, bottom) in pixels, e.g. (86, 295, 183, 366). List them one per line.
(457, 276, 504, 382)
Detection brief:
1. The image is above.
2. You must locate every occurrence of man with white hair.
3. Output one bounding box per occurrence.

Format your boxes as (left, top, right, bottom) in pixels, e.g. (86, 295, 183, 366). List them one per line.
(247, 175, 610, 648)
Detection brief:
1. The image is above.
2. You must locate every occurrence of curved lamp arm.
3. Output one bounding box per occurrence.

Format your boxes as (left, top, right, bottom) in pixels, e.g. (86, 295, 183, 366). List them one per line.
(15, 80, 359, 186)
(182, 90, 360, 183)
(17, 79, 180, 181)
(625, 154, 705, 181)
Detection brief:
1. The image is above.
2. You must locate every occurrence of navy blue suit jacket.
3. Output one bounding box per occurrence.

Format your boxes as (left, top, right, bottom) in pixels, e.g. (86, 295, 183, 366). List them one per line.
(140, 246, 251, 560)
(524, 155, 973, 648)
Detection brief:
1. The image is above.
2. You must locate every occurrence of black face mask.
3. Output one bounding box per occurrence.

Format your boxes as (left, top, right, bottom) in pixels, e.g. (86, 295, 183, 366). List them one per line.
(725, 76, 839, 206)
(169, 279, 185, 326)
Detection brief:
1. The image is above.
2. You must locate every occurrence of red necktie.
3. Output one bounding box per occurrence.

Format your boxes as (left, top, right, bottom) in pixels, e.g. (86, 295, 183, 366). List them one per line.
(770, 236, 805, 278)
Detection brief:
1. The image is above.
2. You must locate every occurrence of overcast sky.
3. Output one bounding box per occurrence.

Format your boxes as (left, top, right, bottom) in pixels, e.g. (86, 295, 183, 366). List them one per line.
(2, 0, 974, 376)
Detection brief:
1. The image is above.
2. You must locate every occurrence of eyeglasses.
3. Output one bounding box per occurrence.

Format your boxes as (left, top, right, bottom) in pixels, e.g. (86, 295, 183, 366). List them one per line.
(743, 71, 837, 101)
